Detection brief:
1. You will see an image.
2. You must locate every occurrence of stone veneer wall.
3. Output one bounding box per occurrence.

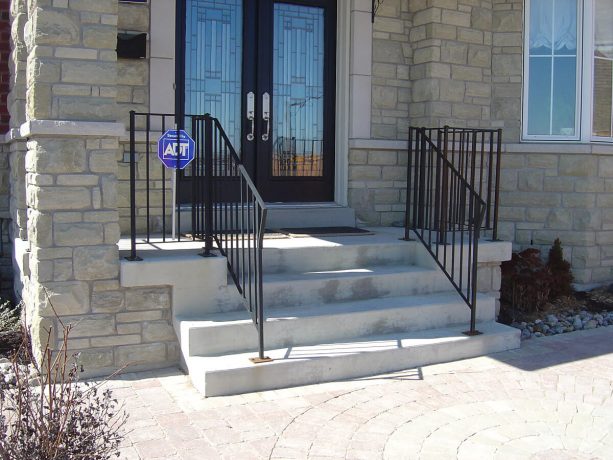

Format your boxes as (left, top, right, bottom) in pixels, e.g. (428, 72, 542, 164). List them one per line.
(6, 0, 178, 375)
(0, 0, 10, 132)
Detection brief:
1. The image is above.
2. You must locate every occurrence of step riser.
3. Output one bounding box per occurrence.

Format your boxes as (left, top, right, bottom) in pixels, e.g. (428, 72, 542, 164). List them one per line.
(186, 298, 496, 356)
(191, 325, 520, 397)
(262, 243, 417, 274)
(263, 270, 451, 308)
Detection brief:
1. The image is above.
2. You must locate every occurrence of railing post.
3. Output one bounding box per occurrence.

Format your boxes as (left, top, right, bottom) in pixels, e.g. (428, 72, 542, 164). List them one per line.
(126, 110, 141, 261)
(403, 128, 413, 241)
(464, 199, 483, 337)
(417, 128, 427, 229)
(492, 129, 502, 241)
(201, 114, 215, 257)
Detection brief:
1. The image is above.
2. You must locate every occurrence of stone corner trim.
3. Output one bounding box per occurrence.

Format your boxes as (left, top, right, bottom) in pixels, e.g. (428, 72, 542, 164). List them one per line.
(3, 129, 24, 144)
(20, 121, 126, 139)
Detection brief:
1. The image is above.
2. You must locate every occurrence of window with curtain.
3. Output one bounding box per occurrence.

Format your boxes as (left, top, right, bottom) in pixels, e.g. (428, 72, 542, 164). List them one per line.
(523, 0, 613, 142)
(525, 0, 579, 138)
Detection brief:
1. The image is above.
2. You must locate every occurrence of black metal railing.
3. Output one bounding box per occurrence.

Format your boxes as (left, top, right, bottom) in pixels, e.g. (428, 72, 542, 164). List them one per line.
(414, 126, 502, 240)
(405, 127, 488, 335)
(194, 114, 269, 361)
(127, 111, 269, 360)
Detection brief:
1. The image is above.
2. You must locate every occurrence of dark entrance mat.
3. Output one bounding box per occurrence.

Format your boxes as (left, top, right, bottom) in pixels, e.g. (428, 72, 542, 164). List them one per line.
(277, 226, 374, 237)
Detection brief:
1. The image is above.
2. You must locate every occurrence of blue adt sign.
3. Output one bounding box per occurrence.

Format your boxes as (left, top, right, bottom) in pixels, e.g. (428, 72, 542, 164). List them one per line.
(157, 129, 195, 169)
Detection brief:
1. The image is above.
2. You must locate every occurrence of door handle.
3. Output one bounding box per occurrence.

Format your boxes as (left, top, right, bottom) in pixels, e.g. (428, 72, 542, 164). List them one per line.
(246, 91, 255, 141)
(262, 92, 270, 142)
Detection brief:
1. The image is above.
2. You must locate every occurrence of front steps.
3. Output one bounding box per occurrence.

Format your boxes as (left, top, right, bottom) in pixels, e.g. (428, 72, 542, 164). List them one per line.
(157, 228, 519, 397)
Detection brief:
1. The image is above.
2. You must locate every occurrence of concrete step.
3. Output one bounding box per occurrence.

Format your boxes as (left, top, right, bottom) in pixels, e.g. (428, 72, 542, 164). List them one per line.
(261, 264, 451, 308)
(185, 321, 520, 397)
(179, 292, 497, 356)
(261, 235, 418, 274)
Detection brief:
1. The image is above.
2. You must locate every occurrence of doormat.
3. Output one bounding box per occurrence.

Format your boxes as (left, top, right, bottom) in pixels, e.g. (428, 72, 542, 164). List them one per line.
(277, 226, 374, 237)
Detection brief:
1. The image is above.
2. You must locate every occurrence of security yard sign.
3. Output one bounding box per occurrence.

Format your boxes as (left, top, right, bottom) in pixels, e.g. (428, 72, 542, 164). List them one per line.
(158, 129, 195, 169)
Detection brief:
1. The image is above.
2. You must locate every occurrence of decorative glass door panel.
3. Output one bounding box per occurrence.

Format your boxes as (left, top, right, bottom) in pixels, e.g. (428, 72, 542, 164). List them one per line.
(182, 0, 336, 202)
(185, 0, 242, 148)
(272, 4, 325, 177)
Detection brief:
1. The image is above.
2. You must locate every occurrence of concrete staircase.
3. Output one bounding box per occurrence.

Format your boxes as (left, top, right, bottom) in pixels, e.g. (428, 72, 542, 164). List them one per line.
(169, 228, 520, 397)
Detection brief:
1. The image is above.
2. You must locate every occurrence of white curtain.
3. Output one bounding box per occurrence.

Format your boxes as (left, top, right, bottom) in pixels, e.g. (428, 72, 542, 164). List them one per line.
(530, 0, 577, 51)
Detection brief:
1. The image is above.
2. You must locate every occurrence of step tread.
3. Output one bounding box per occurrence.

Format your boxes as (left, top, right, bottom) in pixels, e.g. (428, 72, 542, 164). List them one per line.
(263, 263, 437, 284)
(178, 291, 490, 327)
(187, 321, 516, 372)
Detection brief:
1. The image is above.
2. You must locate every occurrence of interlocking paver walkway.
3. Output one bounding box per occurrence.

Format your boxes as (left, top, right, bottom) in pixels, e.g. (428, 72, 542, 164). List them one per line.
(107, 326, 613, 459)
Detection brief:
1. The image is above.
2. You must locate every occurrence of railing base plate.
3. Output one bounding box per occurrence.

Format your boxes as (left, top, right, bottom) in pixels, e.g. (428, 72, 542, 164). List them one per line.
(124, 256, 143, 262)
(199, 252, 217, 258)
(249, 356, 273, 364)
(462, 330, 483, 337)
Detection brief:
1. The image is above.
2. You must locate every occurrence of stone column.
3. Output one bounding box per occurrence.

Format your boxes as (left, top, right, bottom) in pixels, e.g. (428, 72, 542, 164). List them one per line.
(22, 0, 176, 374)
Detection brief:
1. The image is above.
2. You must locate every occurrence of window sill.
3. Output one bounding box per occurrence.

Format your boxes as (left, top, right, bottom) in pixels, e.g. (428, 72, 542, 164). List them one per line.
(506, 142, 613, 155)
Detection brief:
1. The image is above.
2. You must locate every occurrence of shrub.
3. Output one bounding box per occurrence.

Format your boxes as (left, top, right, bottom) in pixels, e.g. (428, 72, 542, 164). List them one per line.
(0, 299, 19, 333)
(547, 238, 574, 299)
(0, 320, 127, 459)
(501, 248, 553, 320)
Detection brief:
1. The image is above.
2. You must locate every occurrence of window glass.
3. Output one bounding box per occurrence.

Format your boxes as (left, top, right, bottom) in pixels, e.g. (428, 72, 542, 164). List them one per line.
(593, 0, 613, 137)
(526, 0, 578, 137)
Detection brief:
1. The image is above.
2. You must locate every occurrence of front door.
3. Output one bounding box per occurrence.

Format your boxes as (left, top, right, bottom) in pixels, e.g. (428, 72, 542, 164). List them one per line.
(183, 0, 336, 202)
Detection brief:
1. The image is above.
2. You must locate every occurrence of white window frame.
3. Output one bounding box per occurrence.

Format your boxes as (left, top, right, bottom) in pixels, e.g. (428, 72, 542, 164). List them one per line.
(522, 0, 613, 143)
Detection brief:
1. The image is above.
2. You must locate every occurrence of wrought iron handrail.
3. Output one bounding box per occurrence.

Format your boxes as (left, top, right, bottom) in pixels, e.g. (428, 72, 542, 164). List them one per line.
(195, 115, 269, 361)
(126, 111, 269, 361)
(405, 127, 487, 335)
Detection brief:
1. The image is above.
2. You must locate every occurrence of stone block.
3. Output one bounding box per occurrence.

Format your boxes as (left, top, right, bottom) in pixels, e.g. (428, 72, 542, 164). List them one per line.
(82, 25, 117, 49)
(38, 281, 90, 316)
(441, 42, 467, 65)
(75, 349, 114, 371)
(117, 60, 148, 86)
(57, 97, 116, 121)
(26, 139, 86, 174)
(69, 0, 117, 14)
(115, 343, 166, 366)
(27, 58, 60, 83)
(91, 290, 125, 313)
(53, 259, 73, 281)
(26, 83, 52, 119)
(117, 323, 140, 335)
(62, 314, 115, 338)
(492, 54, 522, 76)
(73, 245, 119, 280)
(518, 170, 543, 191)
(116, 310, 163, 323)
(412, 79, 439, 102)
(465, 82, 490, 98)
(368, 151, 397, 165)
(564, 193, 595, 208)
(28, 210, 53, 247)
(559, 156, 597, 177)
(427, 23, 456, 40)
(471, 7, 492, 30)
(62, 61, 116, 85)
(349, 150, 367, 165)
(55, 223, 104, 246)
(57, 175, 100, 186)
(546, 209, 572, 229)
(372, 86, 398, 109)
(451, 65, 482, 82)
(468, 45, 491, 68)
(493, 11, 522, 32)
(442, 10, 470, 27)
(91, 335, 141, 347)
(142, 322, 176, 342)
(30, 9, 80, 46)
(599, 157, 613, 177)
(350, 166, 381, 181)
(118, 3, 148, 30)
(125, 287, 171, 311)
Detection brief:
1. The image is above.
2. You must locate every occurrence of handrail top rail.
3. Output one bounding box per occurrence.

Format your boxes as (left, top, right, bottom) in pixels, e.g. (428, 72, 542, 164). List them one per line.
(414, 128, 486, 209)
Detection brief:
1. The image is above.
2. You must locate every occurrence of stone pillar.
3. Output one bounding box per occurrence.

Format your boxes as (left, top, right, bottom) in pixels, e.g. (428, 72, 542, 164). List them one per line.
(8, 0, 27, 241)
(21, 0, 176, 374)
(408, 0, 492, 128)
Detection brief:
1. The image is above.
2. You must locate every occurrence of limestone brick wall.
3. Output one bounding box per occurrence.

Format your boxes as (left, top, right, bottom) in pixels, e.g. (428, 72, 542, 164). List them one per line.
(371, 0, 411, 139)
(9, 0, 178, 376)
(348, 146, 408, 226)
(116, 1, 149, 126)
(0, 0, 10, 132)
(491, 0, 522, 142)
(497, 145, 613, 285)
(406, 0, 493, 129)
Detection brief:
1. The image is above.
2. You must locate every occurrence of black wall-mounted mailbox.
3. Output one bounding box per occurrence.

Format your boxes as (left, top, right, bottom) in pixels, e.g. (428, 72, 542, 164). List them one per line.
(117, 33, 147, 59)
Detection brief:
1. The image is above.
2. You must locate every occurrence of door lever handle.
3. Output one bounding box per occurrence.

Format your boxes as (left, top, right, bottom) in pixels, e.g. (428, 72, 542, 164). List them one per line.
(246, 91, 255, 141)
(262, 92, 270, 142)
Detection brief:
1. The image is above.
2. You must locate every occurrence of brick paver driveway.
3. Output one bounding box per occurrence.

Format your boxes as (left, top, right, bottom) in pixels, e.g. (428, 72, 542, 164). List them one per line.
(111, 327, 613, 459)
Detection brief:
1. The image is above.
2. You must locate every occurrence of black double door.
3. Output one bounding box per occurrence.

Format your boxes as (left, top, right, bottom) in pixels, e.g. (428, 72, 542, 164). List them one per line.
(182, 0, 336, 202)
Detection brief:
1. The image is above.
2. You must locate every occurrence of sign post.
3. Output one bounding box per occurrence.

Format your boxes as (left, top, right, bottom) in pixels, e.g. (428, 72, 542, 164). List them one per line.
(157, 129, 195, 239)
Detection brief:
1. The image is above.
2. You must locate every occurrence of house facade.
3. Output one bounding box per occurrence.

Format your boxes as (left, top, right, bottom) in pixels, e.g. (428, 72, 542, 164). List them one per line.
(0, 0, 611, 381)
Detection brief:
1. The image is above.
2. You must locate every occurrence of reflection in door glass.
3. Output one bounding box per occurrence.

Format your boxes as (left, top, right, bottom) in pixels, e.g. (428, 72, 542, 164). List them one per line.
(185, 0, 242, 149)
(273, 4, 325, 177)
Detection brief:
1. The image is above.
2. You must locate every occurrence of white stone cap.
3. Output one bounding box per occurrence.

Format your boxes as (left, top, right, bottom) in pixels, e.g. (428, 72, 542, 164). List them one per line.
(2, 128, 23, 143)
(20, 120, 126, 138)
